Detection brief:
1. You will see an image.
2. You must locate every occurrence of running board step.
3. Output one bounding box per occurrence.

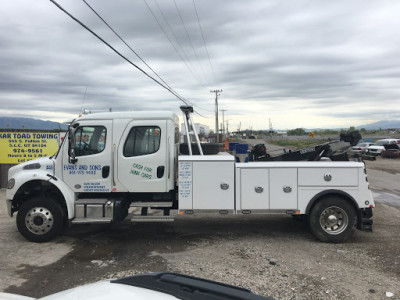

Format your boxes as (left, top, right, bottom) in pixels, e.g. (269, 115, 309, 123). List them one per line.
(131, 216, 174, 222)
(130, 202, 173, 208)
(72, 218, 112, 224)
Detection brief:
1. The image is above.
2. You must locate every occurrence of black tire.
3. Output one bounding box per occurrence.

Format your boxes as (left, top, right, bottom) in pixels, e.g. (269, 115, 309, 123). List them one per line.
(180, 143, 220, 155)
(16, 197, 65, 243)
(309, 197, 357, 243)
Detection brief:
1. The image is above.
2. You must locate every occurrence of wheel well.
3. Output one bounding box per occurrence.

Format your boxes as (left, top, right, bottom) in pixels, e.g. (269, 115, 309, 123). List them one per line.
(306, 191, 359, 217)
(12, 180, 67, 216)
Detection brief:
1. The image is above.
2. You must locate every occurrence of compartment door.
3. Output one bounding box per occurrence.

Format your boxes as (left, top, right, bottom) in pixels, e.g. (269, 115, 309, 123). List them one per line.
(240, 168, 269, 210)
(192, 162, 234, 210)
(270, 168, 298, 210)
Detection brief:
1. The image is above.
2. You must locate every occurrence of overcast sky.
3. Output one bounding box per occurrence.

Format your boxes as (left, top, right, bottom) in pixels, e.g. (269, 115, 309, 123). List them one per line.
(1, 0, 400, 130)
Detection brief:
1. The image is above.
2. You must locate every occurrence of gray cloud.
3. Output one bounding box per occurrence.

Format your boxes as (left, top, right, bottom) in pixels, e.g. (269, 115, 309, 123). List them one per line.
(0, 0, 399, 128)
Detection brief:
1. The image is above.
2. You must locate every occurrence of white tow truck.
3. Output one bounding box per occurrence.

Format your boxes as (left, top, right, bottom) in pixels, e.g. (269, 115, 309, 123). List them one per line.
(6, 106, 374, 243)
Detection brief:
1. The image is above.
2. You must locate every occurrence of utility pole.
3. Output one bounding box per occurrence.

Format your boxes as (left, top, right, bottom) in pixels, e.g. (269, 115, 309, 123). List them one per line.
(220, 109, 227, 141)
(269, 118, 273, 138)
(210, 89, 222, 143)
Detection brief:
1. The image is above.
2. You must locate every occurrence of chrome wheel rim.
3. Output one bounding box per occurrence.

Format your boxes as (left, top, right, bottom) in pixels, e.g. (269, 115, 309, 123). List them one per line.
(319, 206, 348, 235)
(25, 207, 54, 235)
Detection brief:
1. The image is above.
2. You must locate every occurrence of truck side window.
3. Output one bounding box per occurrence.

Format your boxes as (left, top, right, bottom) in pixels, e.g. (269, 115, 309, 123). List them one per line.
(74, 126, 106, 156)
(124, 126, 161, 157)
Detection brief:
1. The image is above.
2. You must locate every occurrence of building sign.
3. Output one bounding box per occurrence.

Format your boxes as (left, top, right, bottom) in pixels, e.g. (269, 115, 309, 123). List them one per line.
(0, 132, 60, 164)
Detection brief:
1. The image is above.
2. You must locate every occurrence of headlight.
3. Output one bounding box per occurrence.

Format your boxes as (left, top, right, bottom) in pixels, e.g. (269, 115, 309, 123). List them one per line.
(7, 178, 15, 189)
(23, 163, 41, 170)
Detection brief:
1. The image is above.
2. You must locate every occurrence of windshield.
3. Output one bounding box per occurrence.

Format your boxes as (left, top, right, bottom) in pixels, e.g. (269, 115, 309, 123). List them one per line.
(54, 130, 68, 159)
(375, 140, 389, 146)
(357, 143, 368, 147)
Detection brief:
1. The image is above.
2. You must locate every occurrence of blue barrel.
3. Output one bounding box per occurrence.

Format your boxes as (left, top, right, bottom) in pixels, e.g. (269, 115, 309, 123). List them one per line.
(235, 144, 249, 154)
(228, 142, 239, 151)
(235, 144, 249, 162)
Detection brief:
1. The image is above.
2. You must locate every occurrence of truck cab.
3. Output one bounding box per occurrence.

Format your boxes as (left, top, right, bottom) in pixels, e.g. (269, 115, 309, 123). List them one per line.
(6, 111, 180, 242)
(58, 111, 179, 195)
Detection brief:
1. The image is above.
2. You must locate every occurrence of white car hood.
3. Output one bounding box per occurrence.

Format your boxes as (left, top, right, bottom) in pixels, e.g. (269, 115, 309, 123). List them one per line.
(39, 280, 178, 300)
(0, 293, 34, 300)
(368, 145, 384, 150)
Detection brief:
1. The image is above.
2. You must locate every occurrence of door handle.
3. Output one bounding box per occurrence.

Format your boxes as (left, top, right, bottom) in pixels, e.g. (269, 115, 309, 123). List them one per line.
(102, 166, 110, 178)
(157, 166, 165, 178)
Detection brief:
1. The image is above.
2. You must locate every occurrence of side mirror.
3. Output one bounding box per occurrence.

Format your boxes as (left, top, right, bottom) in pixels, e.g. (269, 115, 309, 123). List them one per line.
(68, 148, 78, 164)
(68, 124, 78, 164)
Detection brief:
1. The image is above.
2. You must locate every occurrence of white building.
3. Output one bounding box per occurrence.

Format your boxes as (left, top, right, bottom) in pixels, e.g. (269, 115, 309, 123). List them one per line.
(181, 123, 210, 136)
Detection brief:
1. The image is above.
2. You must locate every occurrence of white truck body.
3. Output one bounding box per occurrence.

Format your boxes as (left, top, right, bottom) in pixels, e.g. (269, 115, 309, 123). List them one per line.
(178, 156, 372, 216)
(5, 108, 374, 243)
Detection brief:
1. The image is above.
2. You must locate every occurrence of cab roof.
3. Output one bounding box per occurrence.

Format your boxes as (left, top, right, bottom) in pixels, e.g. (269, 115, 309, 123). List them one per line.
(75, 111, 179, 122)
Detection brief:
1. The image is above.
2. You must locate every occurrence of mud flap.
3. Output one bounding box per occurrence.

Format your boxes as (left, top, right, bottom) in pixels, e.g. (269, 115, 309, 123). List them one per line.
(357, 207, 373, 232)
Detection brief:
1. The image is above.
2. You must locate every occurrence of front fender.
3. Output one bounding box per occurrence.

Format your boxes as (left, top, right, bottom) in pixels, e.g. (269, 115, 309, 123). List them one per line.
(6, 170, 75, 219)
(6, 169, 48, 200)
(47, 176, 75, 219)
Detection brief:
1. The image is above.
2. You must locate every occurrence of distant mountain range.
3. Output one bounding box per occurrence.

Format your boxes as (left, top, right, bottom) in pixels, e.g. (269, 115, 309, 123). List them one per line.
(0, 117, 68, 130)
(355, 120, 400, 130)
(302, 120, 400, 132)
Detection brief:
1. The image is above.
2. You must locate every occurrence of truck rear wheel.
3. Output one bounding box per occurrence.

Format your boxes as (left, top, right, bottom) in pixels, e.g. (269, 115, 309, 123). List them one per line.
(16, 197, 64, 243)
(309, 197, 356, 243)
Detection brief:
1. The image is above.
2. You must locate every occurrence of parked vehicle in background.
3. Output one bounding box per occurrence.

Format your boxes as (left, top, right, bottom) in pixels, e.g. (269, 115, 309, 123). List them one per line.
(367, 139, 400, 156)
(351, 142, 374, 155)
(381, 144, 400, 159)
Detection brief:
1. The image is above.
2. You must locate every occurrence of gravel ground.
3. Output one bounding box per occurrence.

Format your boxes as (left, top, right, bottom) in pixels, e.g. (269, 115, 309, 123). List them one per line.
(95, 203, 400, 300)
(1, 157, 400, 299)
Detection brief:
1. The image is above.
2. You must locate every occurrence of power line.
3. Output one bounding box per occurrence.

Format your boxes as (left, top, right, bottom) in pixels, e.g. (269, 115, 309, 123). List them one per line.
(153, 0, 205, 86)
(81, 0, 188, 104)
(193, 0, 216, 82)
(172, 0, 209, 85)
(50, 0, 190, 106)
(82, 0, 213, 116)
(143, 0, 206, 87)
(51, 0, 212, 118)
(141, 0, 216, 114)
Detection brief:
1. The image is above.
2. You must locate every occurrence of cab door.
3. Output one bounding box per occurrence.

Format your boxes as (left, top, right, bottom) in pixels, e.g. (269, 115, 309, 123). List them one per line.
(117, 120, 168, 192)
(62, 121, 112, 193)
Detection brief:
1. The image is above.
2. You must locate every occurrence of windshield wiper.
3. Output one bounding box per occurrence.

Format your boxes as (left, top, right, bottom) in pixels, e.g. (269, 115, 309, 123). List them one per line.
(112, 272, 273, 300)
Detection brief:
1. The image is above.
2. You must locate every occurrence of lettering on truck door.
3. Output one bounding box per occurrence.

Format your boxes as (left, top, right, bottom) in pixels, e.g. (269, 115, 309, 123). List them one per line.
(117, 120, 168, 192)
(62, 121, 113, 193)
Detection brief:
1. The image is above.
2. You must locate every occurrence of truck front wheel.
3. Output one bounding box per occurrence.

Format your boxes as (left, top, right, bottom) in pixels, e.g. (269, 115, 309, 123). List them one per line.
(16, 197, 64, 243)
(309, 197, 356, 243)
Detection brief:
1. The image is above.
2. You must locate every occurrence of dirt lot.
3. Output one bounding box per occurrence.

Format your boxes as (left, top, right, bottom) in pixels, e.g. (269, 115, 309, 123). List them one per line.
(1, 158, 400, 299)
